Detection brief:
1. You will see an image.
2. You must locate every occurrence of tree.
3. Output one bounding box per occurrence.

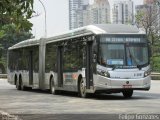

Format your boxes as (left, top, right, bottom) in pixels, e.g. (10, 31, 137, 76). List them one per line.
(0, 0, 34, 33)
(136, 1, 160, 72)
(0, 0, 34, 73)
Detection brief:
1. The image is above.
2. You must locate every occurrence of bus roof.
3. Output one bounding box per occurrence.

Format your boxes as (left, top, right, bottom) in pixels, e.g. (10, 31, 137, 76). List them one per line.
(8, 38, 40, 50)
(9, 24, 145, 50)
(46, 24, 145, 43)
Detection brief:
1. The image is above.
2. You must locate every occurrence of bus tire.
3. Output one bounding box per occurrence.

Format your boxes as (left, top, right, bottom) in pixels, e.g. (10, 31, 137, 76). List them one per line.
(19, 76, 25, 91)
(78, 78, 89, 98)
(50, 77, 58, 95)
(122, 90, 133, 98)
(16, 79, 21, 90)
(20, 80, 27, 91)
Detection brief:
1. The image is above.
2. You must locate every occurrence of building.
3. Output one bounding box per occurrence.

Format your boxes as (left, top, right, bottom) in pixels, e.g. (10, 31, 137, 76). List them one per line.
(112, 0, 134, 24)
(69, 0, 89, 30)
(69, 0, 80, 30)
(92, 0, 110, 24)
(69, 0, 110, 29)
(144, 0, 155, 4)
(81, 0, 110, 27)
(75, 8, 84, 28)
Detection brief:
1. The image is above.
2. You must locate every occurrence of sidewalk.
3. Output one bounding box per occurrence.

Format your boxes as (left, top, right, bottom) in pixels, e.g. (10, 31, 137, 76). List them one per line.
(0, 111, 22, 120)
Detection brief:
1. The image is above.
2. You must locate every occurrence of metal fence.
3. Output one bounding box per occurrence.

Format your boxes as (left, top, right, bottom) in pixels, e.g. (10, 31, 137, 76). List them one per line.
(151, 72, 160, 80)
(0, 74, 7, 78)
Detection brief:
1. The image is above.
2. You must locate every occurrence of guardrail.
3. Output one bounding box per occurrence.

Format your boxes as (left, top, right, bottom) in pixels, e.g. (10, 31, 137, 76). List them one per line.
(0, 74, 7, 78)
(151, 72, 160, 76)
(151, 72, 160, 80)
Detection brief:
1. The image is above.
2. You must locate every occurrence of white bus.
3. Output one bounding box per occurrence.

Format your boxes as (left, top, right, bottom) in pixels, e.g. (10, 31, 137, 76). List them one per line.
(7, 24, 151, 98)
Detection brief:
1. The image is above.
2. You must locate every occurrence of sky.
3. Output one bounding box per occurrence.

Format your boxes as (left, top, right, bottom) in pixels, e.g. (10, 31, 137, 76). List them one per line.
(29, 0, 143, 39)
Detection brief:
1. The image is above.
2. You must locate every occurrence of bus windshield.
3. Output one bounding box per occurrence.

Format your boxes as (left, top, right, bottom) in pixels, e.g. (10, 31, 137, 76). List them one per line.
(126, 44, 148, 66)
(99, 36, 149, 68)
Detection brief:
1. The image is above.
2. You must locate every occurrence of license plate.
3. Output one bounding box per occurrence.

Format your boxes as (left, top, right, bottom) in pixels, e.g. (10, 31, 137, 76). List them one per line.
(123, 85, 132, 88)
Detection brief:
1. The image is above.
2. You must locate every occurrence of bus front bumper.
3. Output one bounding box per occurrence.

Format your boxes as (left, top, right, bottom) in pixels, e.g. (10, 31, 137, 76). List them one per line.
(92, 75, 151, 93)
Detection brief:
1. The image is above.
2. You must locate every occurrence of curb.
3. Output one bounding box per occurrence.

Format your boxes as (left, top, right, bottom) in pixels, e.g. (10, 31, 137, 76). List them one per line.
(0, 111, 22, 120)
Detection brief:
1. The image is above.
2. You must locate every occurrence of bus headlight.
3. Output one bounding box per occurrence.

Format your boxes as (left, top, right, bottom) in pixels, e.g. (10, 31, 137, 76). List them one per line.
(98, 71, 110, 78)
(144, 71, 151, 77)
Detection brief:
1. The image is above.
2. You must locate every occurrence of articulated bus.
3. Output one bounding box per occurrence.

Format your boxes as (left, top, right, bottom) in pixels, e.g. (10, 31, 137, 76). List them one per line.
(7, 24, 151, 98)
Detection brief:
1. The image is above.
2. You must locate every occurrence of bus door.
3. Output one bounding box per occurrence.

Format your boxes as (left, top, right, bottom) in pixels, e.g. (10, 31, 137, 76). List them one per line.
(86, 41, 93, 89)
(57, 46, 63, 87)
(29, 51, 33, 85)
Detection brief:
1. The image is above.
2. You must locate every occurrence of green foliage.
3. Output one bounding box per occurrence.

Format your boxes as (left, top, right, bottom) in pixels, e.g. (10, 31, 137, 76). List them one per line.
(0, 0, 34, 73)
(151, 56, 160, 72)
(151, 42, 160, 72)
(0, 30, 5, 38)
(150, 39, 160, 72)
(135, 4, 160, 72)
(0, 0, 34, 32)
(0, 24, 32, 73)
(1, 24, 32, 53)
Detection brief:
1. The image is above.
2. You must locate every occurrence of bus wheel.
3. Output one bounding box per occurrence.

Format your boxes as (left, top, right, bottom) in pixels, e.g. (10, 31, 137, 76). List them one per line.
(122, 90, 133, 98)
(79, 78, 89, 98)
(50, 78, 58, 95)
(19, 79, 27, 91)
(16, 80, 21, 90)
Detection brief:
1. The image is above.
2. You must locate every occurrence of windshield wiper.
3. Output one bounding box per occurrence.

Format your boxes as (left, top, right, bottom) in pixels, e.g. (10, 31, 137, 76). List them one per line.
(137, 64, 142, 70)
(137, 63, 149, 70)
(112, 65, 116, 70)
(106, 64, 116, 70)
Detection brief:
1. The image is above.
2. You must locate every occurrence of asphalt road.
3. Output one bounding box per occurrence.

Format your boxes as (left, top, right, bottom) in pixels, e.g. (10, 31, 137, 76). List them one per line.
(0, 79, 160, 120)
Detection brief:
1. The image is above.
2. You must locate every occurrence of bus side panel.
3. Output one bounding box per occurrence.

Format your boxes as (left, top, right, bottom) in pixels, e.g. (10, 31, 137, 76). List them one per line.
(8, 46, 39, 88)
(7, 50, 18, 85)
(62, 39, 86, 92)
(7, 71, 16, 85)
(21, 46, 39, 88)
(39, 39, 46, 89)
(45, 38, 88, 92)
(45, 43, 57, 89)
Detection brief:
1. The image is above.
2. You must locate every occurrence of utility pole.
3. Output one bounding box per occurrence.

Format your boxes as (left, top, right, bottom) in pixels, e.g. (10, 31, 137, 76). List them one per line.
(38, 0, 47, 37)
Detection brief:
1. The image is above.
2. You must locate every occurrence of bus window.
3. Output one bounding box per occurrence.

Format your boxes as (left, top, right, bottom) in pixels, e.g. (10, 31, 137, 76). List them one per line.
(126, 44, 148, 66)
(99, 43, 125, 66)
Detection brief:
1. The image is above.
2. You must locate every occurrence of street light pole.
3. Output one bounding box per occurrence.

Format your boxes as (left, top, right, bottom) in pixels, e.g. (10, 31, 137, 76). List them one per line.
(38, 0, 47, 37)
